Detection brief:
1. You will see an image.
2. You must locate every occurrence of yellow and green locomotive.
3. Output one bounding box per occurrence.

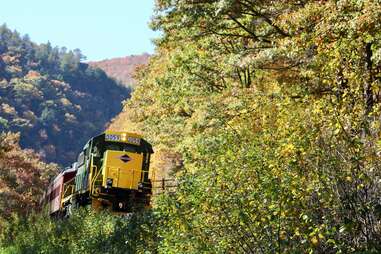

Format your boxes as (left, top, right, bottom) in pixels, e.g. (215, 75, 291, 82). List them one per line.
(44, 131, 153, 216)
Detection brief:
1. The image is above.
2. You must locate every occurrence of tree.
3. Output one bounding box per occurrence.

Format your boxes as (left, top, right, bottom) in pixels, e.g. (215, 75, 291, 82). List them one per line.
(0, 132, 56, 225)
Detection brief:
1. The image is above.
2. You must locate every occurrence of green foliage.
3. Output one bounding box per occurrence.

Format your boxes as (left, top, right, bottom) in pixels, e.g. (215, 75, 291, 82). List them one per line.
(0, 117, 8, 129)
(0, 209, 159, 254)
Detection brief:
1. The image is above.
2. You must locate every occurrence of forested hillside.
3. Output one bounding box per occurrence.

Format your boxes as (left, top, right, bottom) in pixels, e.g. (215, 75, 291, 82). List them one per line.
(0, 24, 130, 165)
(88, 53, 150, 88)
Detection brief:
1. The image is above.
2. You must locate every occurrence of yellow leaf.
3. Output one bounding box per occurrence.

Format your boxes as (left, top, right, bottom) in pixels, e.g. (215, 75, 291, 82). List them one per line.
(311, 236, 318, 245)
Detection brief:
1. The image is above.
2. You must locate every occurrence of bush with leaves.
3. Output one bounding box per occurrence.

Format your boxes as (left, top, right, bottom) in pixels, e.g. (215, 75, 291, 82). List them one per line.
(0, 209, 159, 254)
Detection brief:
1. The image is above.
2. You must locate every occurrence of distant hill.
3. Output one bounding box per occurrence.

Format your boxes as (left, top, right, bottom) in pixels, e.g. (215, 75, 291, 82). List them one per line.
(0, 24, 130, 166)
(88, 53, 150, 87)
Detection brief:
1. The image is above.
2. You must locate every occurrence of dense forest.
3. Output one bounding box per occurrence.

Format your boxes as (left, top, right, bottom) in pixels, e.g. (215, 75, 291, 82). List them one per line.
(2, 0, 381, 253)
(0, 24, 130, 165)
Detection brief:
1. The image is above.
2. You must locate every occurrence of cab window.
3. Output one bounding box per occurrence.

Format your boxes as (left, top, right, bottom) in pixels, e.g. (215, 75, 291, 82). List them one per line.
(77, 152, 85, 166)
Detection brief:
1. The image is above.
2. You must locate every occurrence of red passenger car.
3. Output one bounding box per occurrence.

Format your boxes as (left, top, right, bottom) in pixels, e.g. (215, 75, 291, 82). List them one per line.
(44, 167, 77, 216)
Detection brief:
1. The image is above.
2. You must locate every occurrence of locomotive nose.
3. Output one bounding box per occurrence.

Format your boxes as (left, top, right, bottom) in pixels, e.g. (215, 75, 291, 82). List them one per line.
(102, 150, 144, 190)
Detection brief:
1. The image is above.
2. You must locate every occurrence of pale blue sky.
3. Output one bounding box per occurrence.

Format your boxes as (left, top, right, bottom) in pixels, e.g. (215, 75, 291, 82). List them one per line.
(0, 0, 157, 61)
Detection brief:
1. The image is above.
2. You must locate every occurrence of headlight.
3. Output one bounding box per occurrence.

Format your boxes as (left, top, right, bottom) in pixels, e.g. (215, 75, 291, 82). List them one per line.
(106, 178, 113, 188)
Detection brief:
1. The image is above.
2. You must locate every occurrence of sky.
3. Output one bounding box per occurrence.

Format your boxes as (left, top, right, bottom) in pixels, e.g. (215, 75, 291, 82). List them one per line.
(0, 0, 158, 61)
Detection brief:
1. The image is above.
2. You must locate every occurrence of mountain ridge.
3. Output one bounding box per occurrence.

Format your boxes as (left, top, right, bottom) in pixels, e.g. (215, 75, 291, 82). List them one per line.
(88, 53, 150, 88)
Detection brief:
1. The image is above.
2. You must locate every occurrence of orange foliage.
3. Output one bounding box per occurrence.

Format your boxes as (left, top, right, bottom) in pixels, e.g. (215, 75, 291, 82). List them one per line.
(25, 70, 41, 79)
(0, 132, 57, 222)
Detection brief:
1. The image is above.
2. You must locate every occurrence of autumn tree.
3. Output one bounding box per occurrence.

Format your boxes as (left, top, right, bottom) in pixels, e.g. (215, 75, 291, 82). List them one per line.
(0, 132, 56, 225)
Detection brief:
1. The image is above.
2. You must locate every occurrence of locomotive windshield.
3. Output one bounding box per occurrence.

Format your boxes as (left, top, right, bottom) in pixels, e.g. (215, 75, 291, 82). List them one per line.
(104, 142, 139, 153)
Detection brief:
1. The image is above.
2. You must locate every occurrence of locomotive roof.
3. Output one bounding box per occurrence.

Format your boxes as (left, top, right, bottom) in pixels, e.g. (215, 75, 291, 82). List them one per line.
(83, 130, 153, 152)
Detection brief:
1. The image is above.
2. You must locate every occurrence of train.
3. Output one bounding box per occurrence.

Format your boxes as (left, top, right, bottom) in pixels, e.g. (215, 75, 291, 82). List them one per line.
(42, 130, 153, 217)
